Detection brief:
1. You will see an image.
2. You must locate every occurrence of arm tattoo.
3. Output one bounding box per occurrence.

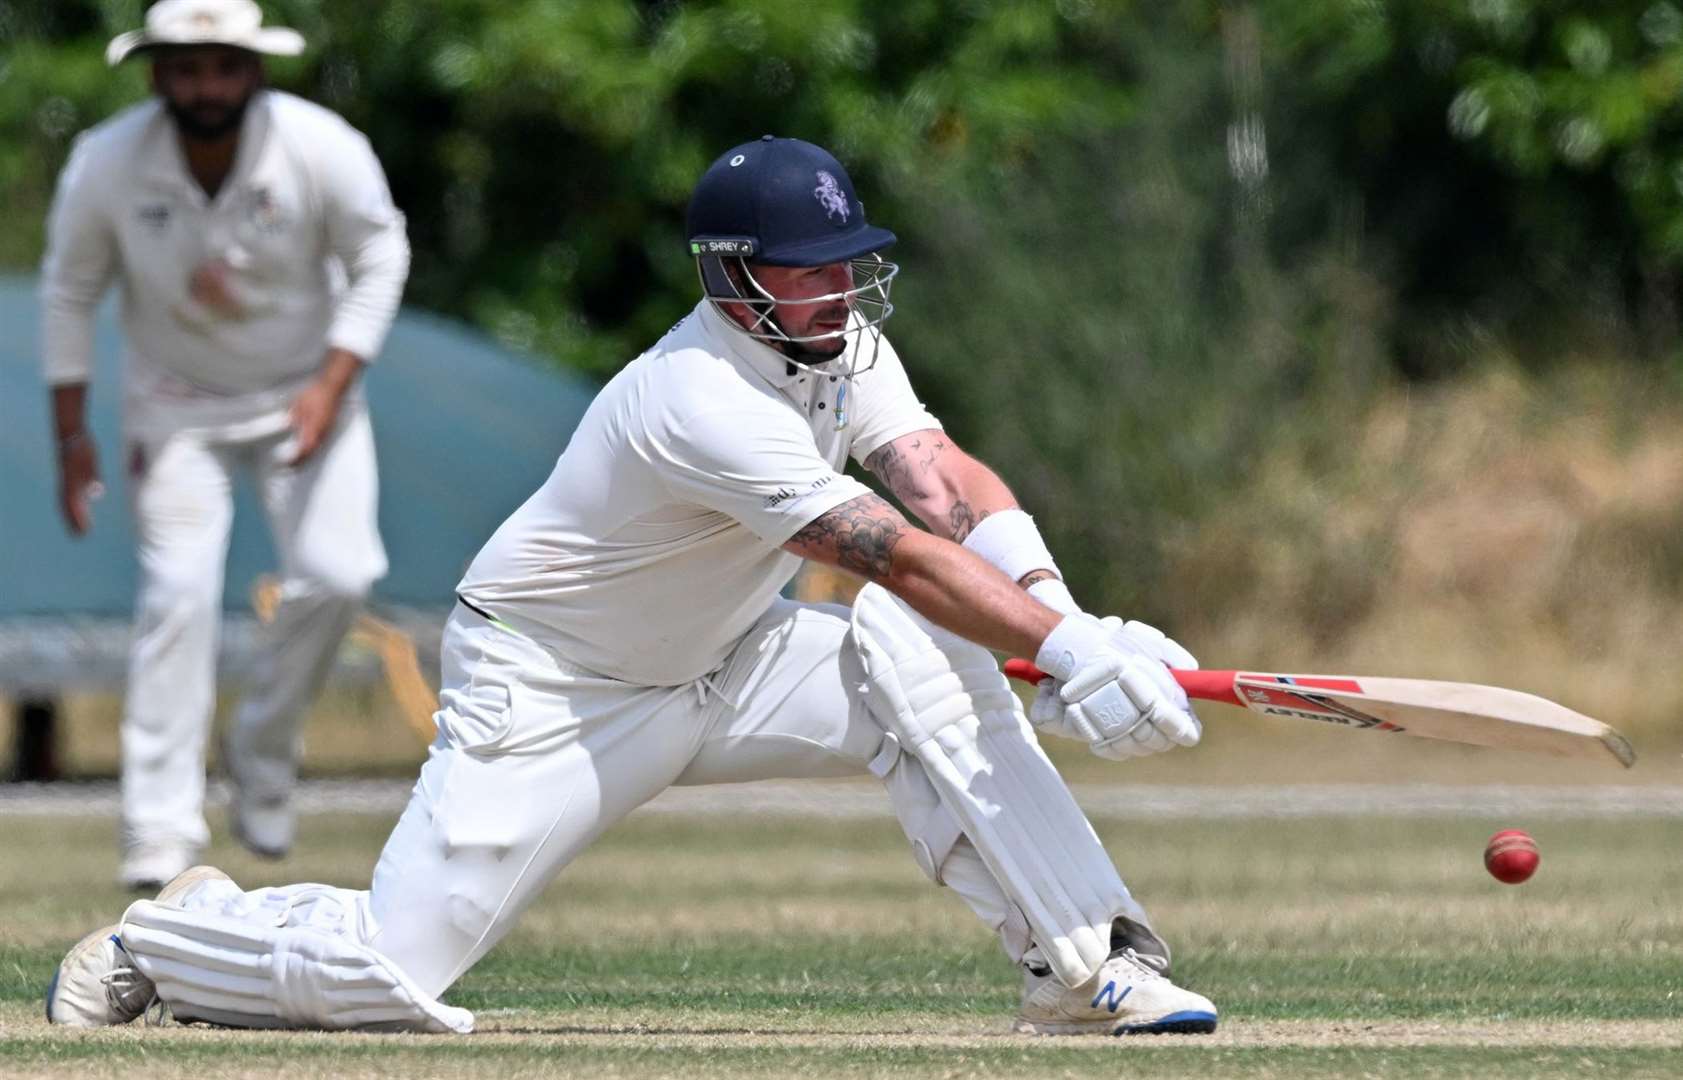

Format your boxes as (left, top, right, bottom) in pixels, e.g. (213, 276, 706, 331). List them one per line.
(864, 441, 928, 503)
(866, 434, 951, 502)
(912, 435, 949, 473)
(790, 493, 906, 579)
(870, 434, 995, 541)
(949, 499, 979, 541)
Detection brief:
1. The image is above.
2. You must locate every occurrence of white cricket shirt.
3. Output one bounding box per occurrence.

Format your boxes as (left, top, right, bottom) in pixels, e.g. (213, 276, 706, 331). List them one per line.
(39, 90, 409, 431)
(457, 300, 941, 685)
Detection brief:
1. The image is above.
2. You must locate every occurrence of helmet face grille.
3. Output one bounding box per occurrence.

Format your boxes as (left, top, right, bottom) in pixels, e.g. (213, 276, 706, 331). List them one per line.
(696, 253, 898, 352)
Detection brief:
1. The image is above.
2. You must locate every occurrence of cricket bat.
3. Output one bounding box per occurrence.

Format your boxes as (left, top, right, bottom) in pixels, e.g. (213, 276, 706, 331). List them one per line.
(349, 612, 440, 746)
(1002, 659, 1636, 768)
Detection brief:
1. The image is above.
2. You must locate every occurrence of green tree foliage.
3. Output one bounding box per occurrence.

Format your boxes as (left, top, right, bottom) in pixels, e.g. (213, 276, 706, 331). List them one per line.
(1446, 1, 1683, 253)
(1254, 0, 1683, 368)
(0, 1, 151, 266)
(1, 0, 1141, 377)
(2, 0, 1677, 611)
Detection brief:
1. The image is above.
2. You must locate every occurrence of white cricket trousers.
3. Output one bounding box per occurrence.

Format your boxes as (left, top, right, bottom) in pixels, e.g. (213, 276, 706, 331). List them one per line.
(121, 403, 386, 854)
(169, 598, 1022, 1005)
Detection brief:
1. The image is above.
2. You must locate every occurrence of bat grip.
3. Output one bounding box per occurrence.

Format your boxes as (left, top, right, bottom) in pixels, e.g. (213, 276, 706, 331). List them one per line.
(1002, 658, 1049, 683)
(1002, 658, 1243, 708)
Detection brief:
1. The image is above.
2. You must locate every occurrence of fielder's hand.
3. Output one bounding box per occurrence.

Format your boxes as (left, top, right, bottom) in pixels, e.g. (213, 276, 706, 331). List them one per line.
(56, 432, 103, 536)
(286, 349, 365, 465)
(285, 377, 342, 465)
(1029, 613, 1202, 760)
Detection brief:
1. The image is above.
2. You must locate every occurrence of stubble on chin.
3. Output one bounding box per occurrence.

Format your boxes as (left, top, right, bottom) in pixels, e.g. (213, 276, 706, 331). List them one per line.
(164, 95, 253, 141)
(780, 335, 848, 367)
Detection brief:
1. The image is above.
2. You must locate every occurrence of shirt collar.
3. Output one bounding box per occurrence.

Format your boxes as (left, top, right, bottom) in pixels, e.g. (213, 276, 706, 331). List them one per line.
(696, 299, 848, 390)
(135, 90, 274, 197)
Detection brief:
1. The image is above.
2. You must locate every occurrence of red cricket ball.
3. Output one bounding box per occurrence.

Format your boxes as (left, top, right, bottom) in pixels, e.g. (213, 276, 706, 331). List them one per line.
(1484, 828, 1540, 884)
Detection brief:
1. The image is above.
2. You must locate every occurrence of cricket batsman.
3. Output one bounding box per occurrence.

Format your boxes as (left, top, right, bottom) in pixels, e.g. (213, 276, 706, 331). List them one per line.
(39, 0, 409, 887)
(47, 135, 1218, 1037)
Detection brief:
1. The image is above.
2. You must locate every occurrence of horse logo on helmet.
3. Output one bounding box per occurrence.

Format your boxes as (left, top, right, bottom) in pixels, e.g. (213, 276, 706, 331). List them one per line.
(813, 171, 850, 224)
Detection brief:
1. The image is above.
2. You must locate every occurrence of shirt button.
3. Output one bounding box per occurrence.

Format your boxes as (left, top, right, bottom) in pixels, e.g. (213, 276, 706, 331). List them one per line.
(818, 402, 827, 410)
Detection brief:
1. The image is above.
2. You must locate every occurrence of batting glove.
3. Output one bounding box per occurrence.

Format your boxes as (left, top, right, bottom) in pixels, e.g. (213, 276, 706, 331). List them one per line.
(1029, 613, 1202, 761)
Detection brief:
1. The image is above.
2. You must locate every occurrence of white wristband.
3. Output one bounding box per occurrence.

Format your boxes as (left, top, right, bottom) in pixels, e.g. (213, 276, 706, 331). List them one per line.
(1026, 576, 1078, 615)
(961, 508, 1060, 584)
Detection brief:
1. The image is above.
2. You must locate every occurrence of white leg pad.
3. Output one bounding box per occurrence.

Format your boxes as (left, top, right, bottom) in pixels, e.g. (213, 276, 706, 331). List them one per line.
(118, 897, 474, 1033)
(866, 727, 966, 883)
(847, 583, 1152, 988)
(870, 727, 1042, 963)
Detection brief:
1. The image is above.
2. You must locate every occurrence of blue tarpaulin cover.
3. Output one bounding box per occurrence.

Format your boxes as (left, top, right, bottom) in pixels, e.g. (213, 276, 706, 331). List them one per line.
(0, 273, 595, 617)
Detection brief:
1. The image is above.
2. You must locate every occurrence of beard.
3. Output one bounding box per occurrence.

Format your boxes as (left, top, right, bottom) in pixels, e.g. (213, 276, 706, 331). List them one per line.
(164, 91, 254, 141)
(777, 335, 848, 367)
(769, 307, 850, 367)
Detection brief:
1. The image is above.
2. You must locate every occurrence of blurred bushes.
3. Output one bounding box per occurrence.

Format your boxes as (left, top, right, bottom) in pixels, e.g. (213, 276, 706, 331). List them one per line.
(1253, 0, 1683, 370)
(4, 0, 1682, 630)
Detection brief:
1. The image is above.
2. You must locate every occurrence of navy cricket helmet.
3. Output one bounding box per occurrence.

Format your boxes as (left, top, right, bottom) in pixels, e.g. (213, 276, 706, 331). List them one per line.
(686, 136, 898, 362)
(687, 135, 896, 266)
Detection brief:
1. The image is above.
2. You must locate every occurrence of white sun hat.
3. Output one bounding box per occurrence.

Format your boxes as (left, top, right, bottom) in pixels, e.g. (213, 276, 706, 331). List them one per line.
(106, 0, 306, 67)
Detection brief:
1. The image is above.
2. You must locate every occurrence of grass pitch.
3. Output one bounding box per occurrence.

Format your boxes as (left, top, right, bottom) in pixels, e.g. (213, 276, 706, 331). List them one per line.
(1, 805, 1678, 1078)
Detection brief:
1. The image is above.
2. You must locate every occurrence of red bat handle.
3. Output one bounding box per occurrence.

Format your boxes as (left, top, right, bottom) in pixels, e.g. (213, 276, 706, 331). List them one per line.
(1002, 658, 1244, 708)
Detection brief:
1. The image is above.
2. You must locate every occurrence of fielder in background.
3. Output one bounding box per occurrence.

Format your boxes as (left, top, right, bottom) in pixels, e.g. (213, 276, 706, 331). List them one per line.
(39, 0, 409, 888)
(47, 136, 1217, 1038)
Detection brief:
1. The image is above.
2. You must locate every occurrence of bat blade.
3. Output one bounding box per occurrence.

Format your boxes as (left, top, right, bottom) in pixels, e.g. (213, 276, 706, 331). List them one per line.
(1228, 672, 1635, 767)
(351, 612, 441, 747)
(1001, 659, 1635, 768)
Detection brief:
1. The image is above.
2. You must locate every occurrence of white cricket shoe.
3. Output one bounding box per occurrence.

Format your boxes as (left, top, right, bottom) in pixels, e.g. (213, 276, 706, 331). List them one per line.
(118, 842, 196, 892)
(45, 866, 236, 1027)
(1014, 949, 1218, 1036)
(230, 791, 294, 860)
(44, 926, 154, 1027)
(222, 732, 295, 859)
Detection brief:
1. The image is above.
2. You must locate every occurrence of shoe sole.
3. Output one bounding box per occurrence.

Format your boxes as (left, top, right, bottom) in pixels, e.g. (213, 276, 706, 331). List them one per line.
(1014, 1009, 1219, 1036)
(1114, 1009, 1219, 1035)
(155, 865, 233, 908)
(43, 955, 65, 1023)
(121, 862, 191, 892)
(120, 848, 200, 892)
